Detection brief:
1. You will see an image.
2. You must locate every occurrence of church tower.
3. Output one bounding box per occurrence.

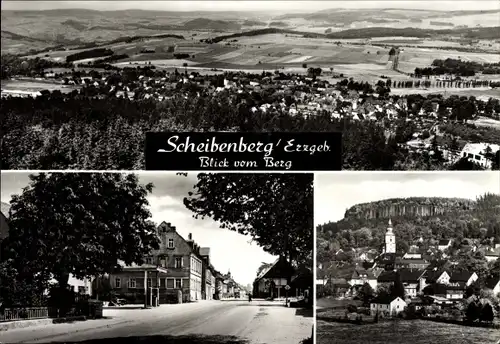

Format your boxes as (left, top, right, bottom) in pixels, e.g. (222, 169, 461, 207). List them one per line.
(385, 219, 396, 254)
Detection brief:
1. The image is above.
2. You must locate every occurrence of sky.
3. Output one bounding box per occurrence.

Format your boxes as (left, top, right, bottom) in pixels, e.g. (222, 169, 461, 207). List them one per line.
(315, 172, 500, 225)
(0, 171, 276, 287)
(2, 1, 499, 12)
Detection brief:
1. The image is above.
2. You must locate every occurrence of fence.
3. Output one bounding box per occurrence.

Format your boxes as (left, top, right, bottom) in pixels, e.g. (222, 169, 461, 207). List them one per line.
(0, 307, 49, 322)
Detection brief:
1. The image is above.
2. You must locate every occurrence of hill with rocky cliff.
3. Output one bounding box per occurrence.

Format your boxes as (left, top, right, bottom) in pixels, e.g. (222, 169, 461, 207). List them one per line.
(343, 197, 475, 220)
(317, 194, 500, 251)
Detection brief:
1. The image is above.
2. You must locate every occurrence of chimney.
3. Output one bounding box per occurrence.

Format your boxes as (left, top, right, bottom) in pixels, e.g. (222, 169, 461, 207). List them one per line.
(166, 222, 171, 227)
(171, 226, 176, 231)
(188, 233, 192, 241)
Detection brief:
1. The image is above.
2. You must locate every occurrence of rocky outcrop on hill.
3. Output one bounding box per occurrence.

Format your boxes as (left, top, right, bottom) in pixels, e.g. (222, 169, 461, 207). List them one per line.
(344, 197, 475, 220)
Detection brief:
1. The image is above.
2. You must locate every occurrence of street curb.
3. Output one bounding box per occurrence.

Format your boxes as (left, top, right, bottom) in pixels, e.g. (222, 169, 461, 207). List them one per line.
(0, 318, 54, 331)
(0, 316, 89, 331)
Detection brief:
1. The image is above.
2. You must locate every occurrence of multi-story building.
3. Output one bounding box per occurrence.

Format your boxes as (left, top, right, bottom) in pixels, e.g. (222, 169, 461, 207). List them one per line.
(109, 221, 204, 303)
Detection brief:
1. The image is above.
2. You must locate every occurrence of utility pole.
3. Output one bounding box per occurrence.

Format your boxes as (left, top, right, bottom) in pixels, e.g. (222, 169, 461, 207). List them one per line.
(144, 270, 148, 308)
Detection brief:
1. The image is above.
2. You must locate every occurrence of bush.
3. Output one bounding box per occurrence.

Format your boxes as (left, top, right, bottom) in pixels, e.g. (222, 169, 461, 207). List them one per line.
(347, 304, 358, 313)
(404, 304, 418, 319)
(480, 303, 494, 323)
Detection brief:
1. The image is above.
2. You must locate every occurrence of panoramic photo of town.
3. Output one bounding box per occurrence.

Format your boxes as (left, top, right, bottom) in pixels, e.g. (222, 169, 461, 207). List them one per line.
(0, 172, 313, 344)
(1, 0, 499, 170)
(315, 172, 500, 344)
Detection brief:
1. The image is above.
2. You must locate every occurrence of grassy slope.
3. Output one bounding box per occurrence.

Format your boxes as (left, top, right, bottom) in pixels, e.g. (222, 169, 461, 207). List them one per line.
(317, 319, 500, 344)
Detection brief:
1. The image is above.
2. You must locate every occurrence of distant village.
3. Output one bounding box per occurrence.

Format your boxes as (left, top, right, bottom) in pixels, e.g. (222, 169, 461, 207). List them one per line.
(2, 63, 499, 169)
(317, 219, 500, 320)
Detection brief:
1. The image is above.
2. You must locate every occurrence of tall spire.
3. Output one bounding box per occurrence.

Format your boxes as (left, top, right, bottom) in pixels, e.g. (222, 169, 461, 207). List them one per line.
(387, 218, 393, 232)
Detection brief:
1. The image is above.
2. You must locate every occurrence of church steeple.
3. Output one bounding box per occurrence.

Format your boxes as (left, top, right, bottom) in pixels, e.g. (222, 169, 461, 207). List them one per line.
(385, 218, 396, 253)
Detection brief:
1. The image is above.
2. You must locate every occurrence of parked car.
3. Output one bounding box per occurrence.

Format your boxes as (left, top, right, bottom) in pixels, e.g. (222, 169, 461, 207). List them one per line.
(109, 298, 126, 306)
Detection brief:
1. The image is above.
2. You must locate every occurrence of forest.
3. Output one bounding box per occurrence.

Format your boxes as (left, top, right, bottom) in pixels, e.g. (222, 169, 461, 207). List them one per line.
(1, 91, 405, 170)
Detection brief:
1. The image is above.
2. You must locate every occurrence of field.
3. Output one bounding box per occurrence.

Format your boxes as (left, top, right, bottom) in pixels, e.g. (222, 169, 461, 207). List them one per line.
(317, 298, 363, 310)
(3, 8, 500, 99)
(317, 319, 500, 344)
(390, 87, 500, 99)
(472, 117, 500, 130)
(1, 79, 79, 93)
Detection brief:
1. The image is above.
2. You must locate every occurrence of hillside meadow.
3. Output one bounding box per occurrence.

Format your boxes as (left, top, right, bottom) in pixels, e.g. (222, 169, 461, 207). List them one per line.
(317, 319, 500, 344)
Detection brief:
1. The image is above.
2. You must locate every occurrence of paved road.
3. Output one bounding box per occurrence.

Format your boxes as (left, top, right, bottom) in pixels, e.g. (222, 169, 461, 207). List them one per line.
(1, 300, 313, 344)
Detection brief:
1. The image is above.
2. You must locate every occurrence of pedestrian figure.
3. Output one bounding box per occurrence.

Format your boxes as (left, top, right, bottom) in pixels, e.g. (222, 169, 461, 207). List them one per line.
(248, 294, 252, 302)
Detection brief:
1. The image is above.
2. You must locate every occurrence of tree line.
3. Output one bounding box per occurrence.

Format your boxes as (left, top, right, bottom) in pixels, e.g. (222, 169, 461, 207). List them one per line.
(0, 89, 410, 171)
(415, 58, 500, 77)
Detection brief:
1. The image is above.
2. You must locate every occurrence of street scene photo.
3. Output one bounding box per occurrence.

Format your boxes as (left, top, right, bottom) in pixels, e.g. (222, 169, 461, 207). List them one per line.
(1, 1, 499, 171)
(0, 172, 313, 344)
(315, 172, 500, 344)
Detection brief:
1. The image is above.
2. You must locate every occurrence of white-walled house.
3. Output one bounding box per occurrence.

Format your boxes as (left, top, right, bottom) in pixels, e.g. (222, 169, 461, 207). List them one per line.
(370, 296, 407, 317)
(459, 143, 500, 169)
(403, 252, 422, 259)
(438, 239, 452, 251)
(485, 246, 500, 262)
(422, 270, 450, 289)
(445, 282, 466, 299)
(485, 277, 500, 296)
(48, 275, 93, 296)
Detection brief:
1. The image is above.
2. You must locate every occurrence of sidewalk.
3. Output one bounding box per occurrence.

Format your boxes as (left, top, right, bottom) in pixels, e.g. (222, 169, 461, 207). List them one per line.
(0, 303, 189, 333)
(0, 316, 136, 343)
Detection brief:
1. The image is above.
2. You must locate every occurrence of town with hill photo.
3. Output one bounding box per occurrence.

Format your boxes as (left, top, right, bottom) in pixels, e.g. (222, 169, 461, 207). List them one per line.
(1, 1, 500, 171)
(315, 172, 500, 344)
(0, 172, 313, 344)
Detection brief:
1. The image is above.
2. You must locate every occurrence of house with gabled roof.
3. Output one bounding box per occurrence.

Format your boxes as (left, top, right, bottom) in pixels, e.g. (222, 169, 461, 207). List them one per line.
(438, 239, 452, 251)
(377, 270, 397, 286)
(290, 266, 313, 304)
(485, 276, 500, 296)
(253, 256, 295, 299)
(420, 269, 450, 291)
(328, 278, 351, 297)
(395, 258, 429, 270)
(403, 252, 422, 260)
(399, 268, 426, 297)
(445, 282, 466, 299)
(348, 268, 377, 290)
(485, 246, 500, 262)
(449, 271, 478, 287)
(370, 296, 407, 317)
